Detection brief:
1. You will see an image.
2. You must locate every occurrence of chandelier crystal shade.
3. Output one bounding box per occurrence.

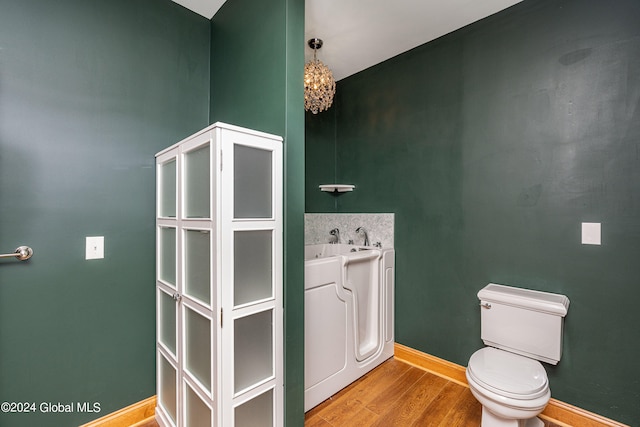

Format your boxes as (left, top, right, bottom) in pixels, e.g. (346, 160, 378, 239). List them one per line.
(304, 38, 336, 114)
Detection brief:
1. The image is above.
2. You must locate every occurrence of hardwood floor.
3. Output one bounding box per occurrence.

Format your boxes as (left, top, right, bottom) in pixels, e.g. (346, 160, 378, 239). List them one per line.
(305, 358, 562, 427)
(134, 419, 159, 427)
(144, 358, 562, 426)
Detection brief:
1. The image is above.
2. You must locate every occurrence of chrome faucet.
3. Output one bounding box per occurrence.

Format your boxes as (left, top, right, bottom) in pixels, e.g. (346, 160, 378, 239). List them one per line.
(355, 227, 369, 246)
(329, 228, 340, 244)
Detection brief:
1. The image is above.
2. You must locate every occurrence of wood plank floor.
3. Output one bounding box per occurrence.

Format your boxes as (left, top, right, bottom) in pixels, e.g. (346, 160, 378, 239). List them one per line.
(136, 418, 159, 427)
(305, 358, 562, 427)
(143, 357, 563, 426)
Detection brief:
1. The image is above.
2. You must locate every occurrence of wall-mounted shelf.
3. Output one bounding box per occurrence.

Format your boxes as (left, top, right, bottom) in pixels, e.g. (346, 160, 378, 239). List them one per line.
(319, 184, 355, 193)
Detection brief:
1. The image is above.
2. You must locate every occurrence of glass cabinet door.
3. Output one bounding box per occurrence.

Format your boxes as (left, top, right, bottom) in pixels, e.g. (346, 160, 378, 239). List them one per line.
(233, 230, 272, 306)
(184, 144, 210, 219)
(185, 384, 213, 427)
(235, 389, 273, 427)
(233, 144, 272, 219)
(234, 309, 273, 393)
(184, 229, 211, 305)
(220, 129, 283, 427)
(178, 136, 215, 426)
(159, 227, 177, 287)
(159, 355, 178, 425)
(159, 290, 177, 356)
(184, 306, 212, 391)
(159, 159, 177, 218)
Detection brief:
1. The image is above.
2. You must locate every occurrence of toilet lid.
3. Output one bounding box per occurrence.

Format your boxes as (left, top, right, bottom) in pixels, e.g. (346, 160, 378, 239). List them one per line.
(468, 347, 548, 399)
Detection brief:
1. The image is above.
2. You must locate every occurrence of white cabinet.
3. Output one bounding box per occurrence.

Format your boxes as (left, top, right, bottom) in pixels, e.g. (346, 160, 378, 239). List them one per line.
(155, 123, 283, 427)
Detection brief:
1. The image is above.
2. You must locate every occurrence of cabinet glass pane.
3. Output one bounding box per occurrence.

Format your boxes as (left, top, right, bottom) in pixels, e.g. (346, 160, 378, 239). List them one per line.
(185, 230, 211, 304)
(159, 291, 176, 355)
(234, 145, 272, 218)
(185, 307, 211, 390)
(234, 230, 272, 306)
(159, 356, 177, 423)
(186, 384, 212, 427)
(185, 145, 210, 218)
(234, 310, 272, 392)
(235, 389, 273, 427)
(159, 159, 177, 217)
(159, 227, 176, 286)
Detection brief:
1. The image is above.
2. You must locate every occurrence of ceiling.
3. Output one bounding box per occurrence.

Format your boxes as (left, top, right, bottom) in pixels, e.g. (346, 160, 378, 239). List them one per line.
(172, 0, 226, 21)
(172, 0, 522, 81)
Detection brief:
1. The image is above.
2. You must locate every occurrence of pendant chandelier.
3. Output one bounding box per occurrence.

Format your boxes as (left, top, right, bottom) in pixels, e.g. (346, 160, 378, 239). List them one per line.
(304, 38, 336, 114)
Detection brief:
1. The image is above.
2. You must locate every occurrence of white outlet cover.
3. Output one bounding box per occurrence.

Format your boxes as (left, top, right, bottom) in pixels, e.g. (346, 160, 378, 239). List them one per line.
(581, 223, 601, 245)
(86, 236, 104, 259)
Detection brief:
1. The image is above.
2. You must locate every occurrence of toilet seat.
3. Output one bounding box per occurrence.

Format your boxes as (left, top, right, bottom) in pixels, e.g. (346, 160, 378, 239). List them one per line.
(467, 347, 549, 400)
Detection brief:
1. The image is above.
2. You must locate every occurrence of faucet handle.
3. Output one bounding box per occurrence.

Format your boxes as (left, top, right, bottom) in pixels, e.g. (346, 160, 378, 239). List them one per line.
(329, 228, 340, 244)
(373, 241, 382, 248)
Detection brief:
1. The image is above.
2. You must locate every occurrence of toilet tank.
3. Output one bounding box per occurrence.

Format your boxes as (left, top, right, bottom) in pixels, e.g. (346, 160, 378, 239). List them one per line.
(478, 283, 569, 365)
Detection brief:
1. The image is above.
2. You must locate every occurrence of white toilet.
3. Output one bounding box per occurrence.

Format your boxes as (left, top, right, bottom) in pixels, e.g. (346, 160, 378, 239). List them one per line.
(466, 283, 570, 427)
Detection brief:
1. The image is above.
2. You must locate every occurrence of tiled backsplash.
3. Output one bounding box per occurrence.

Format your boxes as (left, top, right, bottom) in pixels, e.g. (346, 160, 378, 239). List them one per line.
(304, 213, 395, 248)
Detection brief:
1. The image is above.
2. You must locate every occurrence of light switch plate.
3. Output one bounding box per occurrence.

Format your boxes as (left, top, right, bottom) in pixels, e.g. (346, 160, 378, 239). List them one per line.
(86, 236, 104, 259)
(581, 223, 601, 245)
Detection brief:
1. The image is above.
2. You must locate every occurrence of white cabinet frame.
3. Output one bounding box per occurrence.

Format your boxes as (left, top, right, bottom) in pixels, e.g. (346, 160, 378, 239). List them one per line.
(155, 123, 283, 427)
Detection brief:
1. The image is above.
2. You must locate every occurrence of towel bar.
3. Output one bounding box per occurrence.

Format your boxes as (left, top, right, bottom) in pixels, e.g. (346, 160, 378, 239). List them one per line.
(0, 246, 33, 261)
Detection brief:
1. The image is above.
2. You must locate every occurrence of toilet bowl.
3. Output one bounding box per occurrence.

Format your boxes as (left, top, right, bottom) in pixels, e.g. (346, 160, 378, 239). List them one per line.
(466, 283, 570, 427)
(467, 347, 550, 427)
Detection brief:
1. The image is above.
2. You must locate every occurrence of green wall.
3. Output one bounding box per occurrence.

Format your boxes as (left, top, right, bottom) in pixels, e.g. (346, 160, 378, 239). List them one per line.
(0, 1, 210, 426)
(305, 109, 338, 213)
(306, 0, 640, 423)
(211, 0, 306, 424)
